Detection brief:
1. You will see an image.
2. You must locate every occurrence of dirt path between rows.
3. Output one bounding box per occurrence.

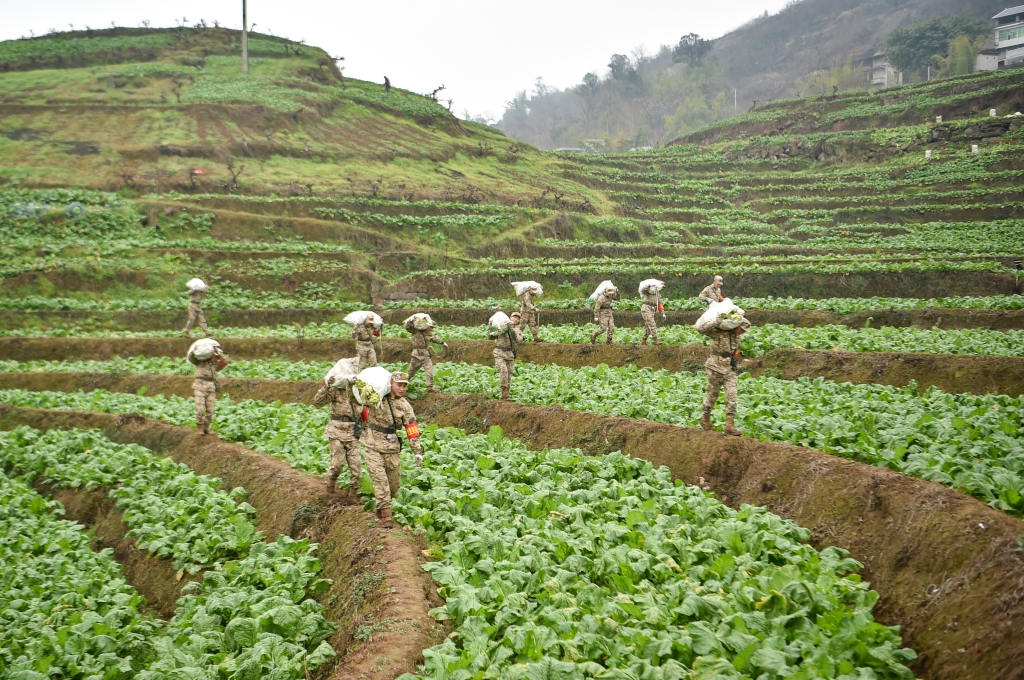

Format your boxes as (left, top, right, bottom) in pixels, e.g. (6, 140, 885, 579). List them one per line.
(0, 405, 444, 680)
(2, 374, 1022, 679)
(6, 306, 1024, 331)
(2, 336, 1022, 396)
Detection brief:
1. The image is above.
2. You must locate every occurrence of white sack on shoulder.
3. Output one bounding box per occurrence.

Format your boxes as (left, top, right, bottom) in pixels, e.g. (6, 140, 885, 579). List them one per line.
(343, 310, 383, 328)
(588, 280, 616, 302)
(638, 278, 664, 295)
(325, 357, 360, 387)
(512, 281, 543, 297)
(186, 278, 208, 292)
(352, 366, 393, 407)
(404, 313, 434, 331)
(488, 311, 512, 331)
(694, 298, 745, 329)
(187, 338, 221, 362)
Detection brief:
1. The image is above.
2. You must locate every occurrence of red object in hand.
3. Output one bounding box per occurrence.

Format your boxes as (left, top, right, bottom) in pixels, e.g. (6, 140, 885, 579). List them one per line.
(373, 329, 380, 337)
(657, 303, 664, 312)
(218, 360, 228, 368)
(405, 422, 421, 439)
(361, 407, 369, 421)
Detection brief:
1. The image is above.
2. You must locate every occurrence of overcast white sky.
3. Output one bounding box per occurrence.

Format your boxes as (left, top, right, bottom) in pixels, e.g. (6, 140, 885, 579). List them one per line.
(1, 1, 792, 119)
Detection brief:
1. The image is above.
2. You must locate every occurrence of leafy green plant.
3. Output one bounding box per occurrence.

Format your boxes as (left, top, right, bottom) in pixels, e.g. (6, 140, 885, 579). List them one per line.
(393, 427, 915, 679)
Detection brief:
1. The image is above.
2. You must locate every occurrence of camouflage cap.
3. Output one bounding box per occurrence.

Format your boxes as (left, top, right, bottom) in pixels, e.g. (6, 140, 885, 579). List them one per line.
(510, 310, 522, 318)
(391, 371, 410, 384)
(714, 275, 724, 283)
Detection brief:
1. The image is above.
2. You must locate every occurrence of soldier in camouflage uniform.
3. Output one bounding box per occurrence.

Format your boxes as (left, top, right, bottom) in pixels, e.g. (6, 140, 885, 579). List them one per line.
(695, 312, 750, 436)
(184, 285, 210, 338)
(590, 287, 618, 344)
(519, 288, 543, 342)
(640, 286, 666, 346)
(353, 317, 379, 371)
(361, 372, 423, 529)
(698, 275, 724, 308)
(191, 345, 227, 435)
(313, 372, 363, 502)
(489, 312, 522, 400)
(407, 320, 448, 393)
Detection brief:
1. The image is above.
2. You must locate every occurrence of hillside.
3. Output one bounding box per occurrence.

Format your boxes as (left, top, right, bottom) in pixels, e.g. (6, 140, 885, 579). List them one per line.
(0, 26, 599, 207)
(496, 0, 1006, 150)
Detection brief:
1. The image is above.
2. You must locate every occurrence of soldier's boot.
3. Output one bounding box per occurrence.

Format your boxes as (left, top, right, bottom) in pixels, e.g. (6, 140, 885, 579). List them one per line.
(589, 332, 598, 344)
(641, 336, 648, 346)
(326, 476, 337, 494)
(341, 489, 359, 505)
(500, 386, 510, 401)
(426, 382, 439, 394)
(375, 508, 383, 520)
(654, 340, 662, 346)
(183, 331, 191, 339)
(379, 507, 394, 529)
(725, 416, 741, 437)
(605, 337, 613, 345)
(700, 412, 712, 431)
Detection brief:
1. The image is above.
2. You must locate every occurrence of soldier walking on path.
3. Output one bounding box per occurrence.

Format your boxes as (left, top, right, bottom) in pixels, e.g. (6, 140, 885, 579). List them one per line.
(406, 317, 448, 393)
(183, 279, 210, 338)
(639, 281, 666, 346)
(695, 313, 750, 436)
(489, 311, 522, 400)
(590, 286, 618, 344)
(314, 371, 363, 502)
(189, 341, 228, 436)
(519, 287, 544, 342)
(353, 316, 379, 371)
(362, 372, 423, 529)
(699, 275, 724, 308)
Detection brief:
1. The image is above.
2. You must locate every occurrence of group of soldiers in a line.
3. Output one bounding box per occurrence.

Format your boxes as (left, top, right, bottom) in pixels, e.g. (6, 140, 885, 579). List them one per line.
(185, 272, 747, 528)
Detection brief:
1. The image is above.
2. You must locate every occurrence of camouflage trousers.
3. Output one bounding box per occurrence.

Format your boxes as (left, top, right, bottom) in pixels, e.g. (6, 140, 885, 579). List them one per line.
(641, 305, 659, 344)
(193, 381, 216, 426)
(184, 304, 209, 335)
(494, 352, 515, 399)
(364, 448, 400, 512)
(593, 310, 614, 343)
(519, 309, 541, 341)
(356, 341, 378, 372)
(328, 438, 362, 490)
(408, 349, 434, 389)
(703, 368, 738, 416)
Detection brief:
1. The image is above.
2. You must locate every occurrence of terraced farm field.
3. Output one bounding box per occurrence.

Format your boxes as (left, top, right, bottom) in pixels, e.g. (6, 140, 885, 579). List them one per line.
(2, 25, 1024, 680)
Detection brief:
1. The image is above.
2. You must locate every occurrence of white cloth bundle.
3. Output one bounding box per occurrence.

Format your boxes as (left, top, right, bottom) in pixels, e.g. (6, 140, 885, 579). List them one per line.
(638, 279, 664, 295)
(187, 338, 221, 363)
(512, 281, 543, 297)
(324, 357, 360, 387)
(186, 278, 208, 292)
(351, 366, 394, 407)
(588, 280, 616, 302)
(488, 311, 512, 331)
(404, 313, 434, 331)
(343, 311, 383, 328)
(695, 298, 746, 329)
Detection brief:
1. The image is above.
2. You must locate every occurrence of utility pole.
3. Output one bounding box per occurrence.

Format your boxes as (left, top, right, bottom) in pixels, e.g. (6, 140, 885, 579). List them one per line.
(242, 0, 249, 74)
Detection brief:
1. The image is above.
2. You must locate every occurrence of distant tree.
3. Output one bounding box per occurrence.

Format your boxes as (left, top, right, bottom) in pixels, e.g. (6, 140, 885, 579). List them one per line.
(672, 33, 713, 65)
(576, 72, 599, 97)
(608, 54, 634, 80)
(885, 14, 988, 73)
(933, 34, 985, 76)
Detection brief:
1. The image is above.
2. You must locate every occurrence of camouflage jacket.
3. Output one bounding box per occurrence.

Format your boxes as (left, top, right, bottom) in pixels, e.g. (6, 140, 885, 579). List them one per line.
(188, 289, 206, 307)
(353, 324, 374, 343)
(521, 290, 536, 312)
(411, 328, 443, 351)
(363, 395, 423, 455)
(313, 377, 360, 440)
(594, 293, 614, 316)
(696, 316, 749, 374)
(489, 325, 522, 360)
(192, 354, 224, 389)
(698, 285, 721, 306)
(641, 291, 661, 308)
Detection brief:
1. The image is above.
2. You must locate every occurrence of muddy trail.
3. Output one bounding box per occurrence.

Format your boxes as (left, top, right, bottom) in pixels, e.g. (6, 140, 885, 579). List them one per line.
(5, 306, 1024, 331)
(0, 405, 444, 680)
(2, 336, 1022, 396)
(2, 376, 1021, 680)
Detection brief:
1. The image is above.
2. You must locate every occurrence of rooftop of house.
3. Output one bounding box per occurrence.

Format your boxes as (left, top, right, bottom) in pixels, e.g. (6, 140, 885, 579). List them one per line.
(994, 5, 1024, 20)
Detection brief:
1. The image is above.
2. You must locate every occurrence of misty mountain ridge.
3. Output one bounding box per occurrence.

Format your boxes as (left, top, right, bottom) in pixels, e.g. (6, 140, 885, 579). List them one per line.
(496, 0, 1006, 150)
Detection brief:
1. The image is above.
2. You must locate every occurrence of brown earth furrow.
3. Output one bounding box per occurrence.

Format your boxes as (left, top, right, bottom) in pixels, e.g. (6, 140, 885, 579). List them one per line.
(0, 405, 443, 680)
(1, 336, 1022, 396)
(7, 306, 1024, 331)
(2, 377, 1022, 680)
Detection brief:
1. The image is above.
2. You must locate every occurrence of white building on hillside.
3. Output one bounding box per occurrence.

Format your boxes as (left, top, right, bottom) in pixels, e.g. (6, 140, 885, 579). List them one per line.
(866, 53, 901, 89)
(977, 5, 1024, 70)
